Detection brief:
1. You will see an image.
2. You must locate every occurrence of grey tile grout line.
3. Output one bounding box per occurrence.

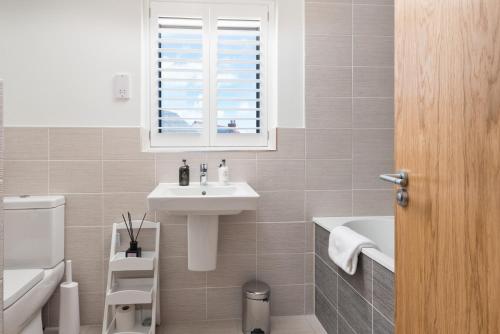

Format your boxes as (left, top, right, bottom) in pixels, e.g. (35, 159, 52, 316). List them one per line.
(372, 258, 374, 334)
(316, 247, 375, 308)
(351, 0, 355, 218)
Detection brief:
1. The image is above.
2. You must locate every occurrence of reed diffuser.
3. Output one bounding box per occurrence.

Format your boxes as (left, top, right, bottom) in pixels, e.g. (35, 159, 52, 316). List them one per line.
(122, 212, 146, 257)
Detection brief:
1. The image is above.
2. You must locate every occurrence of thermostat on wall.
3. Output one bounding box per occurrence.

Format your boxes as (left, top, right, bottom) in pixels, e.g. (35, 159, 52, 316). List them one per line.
(113, 73, 130, 100)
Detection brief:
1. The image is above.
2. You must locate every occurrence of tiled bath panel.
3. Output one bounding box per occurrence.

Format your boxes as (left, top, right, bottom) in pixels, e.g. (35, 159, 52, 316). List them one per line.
(315, 225, 394, 334)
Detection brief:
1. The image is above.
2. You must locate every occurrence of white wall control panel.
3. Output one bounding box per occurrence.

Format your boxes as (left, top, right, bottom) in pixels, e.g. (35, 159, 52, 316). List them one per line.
(113, 73, 130, 100)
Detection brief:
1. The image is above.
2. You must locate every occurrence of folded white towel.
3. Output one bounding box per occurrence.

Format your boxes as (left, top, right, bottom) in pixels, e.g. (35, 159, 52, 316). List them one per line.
(328, 226, 377, 275)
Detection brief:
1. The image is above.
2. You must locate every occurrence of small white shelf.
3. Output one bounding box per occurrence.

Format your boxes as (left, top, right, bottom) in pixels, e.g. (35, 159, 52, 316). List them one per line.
(107, 278, 153, 305)
(103, 221, 160, 334)
(110, 252, 155, 272)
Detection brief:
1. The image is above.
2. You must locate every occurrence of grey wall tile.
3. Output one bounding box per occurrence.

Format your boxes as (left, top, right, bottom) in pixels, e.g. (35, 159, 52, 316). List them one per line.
(65, 227, 103, 294)
(257, 128, 305, 160)
(219, 223, 256, 255)
(63, 194, 103, 226)
(306, 3, 352, 36)
(79, 293, 104, 325)
(338, 278, 372, 334)
(354, 36, 394, 66)
(305, 254, 314, 284)
(353, 129, 394, 160)
(257, 223, 306, 254)
(305, 190, 352, 220)
(315, 225, 339, 272)
(207, 255, 256, 287)
(306, 67, 352, 98)
(102, 193, 150, 225)
(339, 314, 356, 334)
(374, 309, 394, 334)
(102, 127, 154, 160)
(353, 98, 394, 129)
(353, 190, 393, 215)
(306, 222, 315, 252)
(49, 128, 102, 160)
(306, 0, 352, 3)
(160, 224, 187, 257)
(338, 254, 372, 302)
(5, 127, 48, 160)
(306, 36, 352, 66)
(316, 255, 338, 308)
(271, 285, 305, 316)
(306, 159, 352, 190)
(257, 160, 305, 191)
(306, 129, 352, 160)
(162, 289, 206, 323)
(354, 0, 393, 4)
(354, 67, 394, 98)
(160, 257, 206, 290)
(207, 151, 256, 160)
(306, 97, 352, 129)
(257, 191, 304, 222)
(257, 253, 305, 285)
(305, 284, 315, 314)
(373, 262, 394, 322)
(315, 288, 337, 334)
(207, 287, 241, 320)
(219, 210, 256, 224)
(103, 160, 155, 193)
(4, 160, 48, 195)
(49, 161, 101, 193)
(353, 159, 394, 189)
(353, 4, 394, 36)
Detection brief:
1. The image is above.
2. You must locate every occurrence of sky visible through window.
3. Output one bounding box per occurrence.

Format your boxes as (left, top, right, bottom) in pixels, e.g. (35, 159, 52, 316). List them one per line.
(157, 17, 261, 135)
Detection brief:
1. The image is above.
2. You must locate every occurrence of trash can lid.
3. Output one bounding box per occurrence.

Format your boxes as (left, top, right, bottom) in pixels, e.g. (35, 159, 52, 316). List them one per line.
(243, 280, 270, 300)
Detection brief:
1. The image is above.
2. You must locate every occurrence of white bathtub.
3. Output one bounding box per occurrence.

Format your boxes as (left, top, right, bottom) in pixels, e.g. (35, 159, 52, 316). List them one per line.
(313, 216, 394, 272)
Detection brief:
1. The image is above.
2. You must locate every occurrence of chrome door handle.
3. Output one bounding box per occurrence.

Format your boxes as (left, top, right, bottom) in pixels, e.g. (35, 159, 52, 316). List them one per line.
(379, 171, 408, 187)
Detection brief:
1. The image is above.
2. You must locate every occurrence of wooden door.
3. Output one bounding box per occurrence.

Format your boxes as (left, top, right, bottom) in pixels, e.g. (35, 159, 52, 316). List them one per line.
(395, 0, 500, 333)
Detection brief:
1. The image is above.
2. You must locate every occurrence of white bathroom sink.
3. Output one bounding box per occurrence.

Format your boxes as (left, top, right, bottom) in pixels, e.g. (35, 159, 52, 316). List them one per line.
(148, 182, 259, 271)
(147, 182, 259, 215)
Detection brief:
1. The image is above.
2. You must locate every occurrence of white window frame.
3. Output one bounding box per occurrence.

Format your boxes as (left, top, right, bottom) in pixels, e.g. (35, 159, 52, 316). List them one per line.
(143, 0, 277, 152)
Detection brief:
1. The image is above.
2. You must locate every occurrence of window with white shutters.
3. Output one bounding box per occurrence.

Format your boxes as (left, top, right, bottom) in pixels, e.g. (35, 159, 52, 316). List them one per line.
(149, 2, 275, 149)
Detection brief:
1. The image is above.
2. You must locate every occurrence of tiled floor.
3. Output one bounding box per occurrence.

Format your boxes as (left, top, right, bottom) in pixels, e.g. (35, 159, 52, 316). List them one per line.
(58, 315, 326, 334)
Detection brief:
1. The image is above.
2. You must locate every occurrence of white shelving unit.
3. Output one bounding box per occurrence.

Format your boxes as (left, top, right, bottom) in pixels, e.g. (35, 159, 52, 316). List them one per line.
(102, 221, 160, 334)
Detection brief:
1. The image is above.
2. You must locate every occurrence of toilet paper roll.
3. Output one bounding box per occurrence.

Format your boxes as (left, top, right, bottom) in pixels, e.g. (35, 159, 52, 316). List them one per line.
(116, 304, 136, 331)
(59, 282, 80, 334)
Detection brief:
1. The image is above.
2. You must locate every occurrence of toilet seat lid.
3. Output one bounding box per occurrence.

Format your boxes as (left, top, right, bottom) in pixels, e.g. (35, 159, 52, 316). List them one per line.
(3, 269, 44, 309)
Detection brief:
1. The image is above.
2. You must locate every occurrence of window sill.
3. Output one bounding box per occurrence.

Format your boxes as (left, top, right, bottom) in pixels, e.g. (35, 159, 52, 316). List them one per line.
(142, 145, 276, 153)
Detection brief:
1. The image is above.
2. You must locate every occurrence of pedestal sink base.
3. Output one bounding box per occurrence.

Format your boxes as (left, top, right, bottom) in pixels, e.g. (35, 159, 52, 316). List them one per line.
(187, 215, 219, 271)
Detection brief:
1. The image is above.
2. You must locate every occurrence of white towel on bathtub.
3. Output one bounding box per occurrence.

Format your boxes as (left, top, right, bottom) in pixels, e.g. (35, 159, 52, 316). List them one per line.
(328, 226, 377, 275)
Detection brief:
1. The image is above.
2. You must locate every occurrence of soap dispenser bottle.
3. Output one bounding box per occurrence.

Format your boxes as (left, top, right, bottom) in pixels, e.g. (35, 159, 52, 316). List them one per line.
(218, 159, 229, 185)
(179, 159, 190, 186)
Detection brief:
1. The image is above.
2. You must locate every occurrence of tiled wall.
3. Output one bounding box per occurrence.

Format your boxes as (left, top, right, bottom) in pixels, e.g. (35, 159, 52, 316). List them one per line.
(3, 127, 315, 326)
(0, 80, 4, 332)
(2, 0, 394, 327)
(315, 225, 394, 334)
(305, 0, 394, 216)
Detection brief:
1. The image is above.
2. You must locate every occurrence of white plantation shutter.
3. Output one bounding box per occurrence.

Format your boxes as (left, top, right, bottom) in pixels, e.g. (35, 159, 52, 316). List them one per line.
(149, 2, 272, 148)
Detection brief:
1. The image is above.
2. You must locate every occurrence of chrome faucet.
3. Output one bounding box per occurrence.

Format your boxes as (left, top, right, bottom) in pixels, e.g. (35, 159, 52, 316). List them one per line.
(200, 163, 208, 185)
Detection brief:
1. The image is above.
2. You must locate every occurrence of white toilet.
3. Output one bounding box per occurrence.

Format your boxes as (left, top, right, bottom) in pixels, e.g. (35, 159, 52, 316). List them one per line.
(3, 196, 66, 334)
